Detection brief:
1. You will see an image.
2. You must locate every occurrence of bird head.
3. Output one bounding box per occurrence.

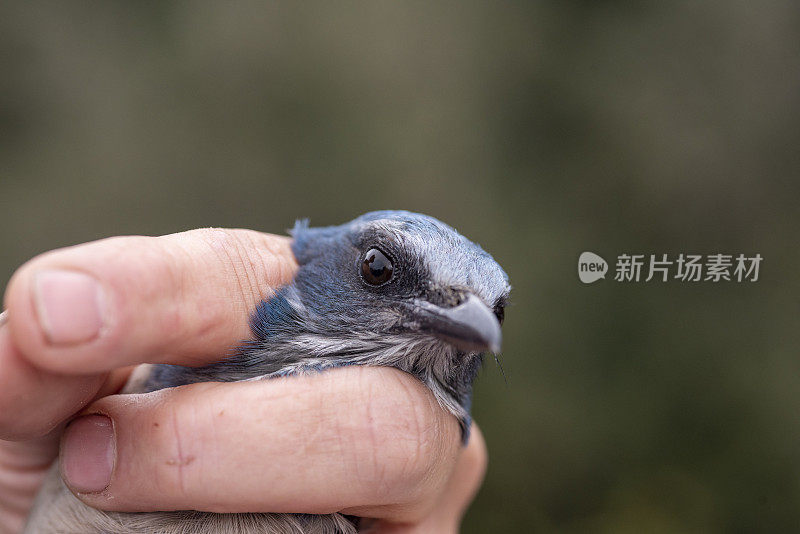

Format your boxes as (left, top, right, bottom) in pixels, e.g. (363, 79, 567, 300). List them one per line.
(291, 210, 509, 354)
(284, 211, 510, 427)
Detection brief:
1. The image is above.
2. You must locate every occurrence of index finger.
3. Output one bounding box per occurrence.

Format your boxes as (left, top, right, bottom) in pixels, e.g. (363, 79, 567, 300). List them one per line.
(63, 367, 461, 521)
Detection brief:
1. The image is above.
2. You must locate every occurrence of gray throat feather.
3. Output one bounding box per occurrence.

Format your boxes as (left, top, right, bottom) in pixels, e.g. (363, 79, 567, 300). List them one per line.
(24, 210, 510, 534)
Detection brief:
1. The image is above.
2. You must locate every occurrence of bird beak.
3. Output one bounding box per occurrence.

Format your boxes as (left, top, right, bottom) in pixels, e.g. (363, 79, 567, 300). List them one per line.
(413, 294, 502, 354)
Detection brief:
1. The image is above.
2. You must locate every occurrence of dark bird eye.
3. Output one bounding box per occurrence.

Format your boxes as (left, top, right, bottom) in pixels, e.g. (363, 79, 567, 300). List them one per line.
(494, 305, 505, 325)
(361, 248, 393, 286)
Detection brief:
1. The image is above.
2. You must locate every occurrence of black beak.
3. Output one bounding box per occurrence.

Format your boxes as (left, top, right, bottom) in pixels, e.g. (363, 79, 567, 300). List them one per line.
(412, 294, 502, 353)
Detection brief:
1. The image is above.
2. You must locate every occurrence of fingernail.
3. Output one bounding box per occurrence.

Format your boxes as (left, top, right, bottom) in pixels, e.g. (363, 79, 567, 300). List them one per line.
(34, 270, 105, 345)
(0, 310, 7, 329)
(62, 415, 115, 493)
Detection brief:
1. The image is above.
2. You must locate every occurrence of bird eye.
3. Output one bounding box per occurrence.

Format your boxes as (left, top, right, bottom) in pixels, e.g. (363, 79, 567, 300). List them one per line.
(494, 304, 505, 325)
(361, 248, 393, 286)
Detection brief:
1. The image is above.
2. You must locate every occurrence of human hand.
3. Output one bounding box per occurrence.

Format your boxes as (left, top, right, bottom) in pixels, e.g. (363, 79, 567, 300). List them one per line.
(0, 229, 487, 534)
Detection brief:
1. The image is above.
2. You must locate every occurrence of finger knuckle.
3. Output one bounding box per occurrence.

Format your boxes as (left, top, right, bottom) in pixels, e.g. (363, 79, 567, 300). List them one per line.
(352, 370, 456, 505)
(142, 392, 200, 502)
(202, 229, 274, 304)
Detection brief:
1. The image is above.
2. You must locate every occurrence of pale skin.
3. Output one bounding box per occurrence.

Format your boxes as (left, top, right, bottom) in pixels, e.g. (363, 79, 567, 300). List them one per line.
(0, 229, 487, 534)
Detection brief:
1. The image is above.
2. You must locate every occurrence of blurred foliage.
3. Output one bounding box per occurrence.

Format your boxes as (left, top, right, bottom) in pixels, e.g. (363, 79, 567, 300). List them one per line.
(1, 2, 799, 532)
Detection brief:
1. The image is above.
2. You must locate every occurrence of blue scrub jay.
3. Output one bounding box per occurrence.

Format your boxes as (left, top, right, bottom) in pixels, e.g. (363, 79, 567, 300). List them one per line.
(25, 211, 510, 534)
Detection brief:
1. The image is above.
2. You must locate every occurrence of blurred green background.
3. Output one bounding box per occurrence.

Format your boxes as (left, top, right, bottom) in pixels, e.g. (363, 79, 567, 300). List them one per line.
(1, 2, 799, 532)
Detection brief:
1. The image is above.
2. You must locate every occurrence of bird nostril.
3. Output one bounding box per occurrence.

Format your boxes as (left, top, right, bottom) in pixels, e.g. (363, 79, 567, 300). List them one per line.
(427, 286, 469, 308)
